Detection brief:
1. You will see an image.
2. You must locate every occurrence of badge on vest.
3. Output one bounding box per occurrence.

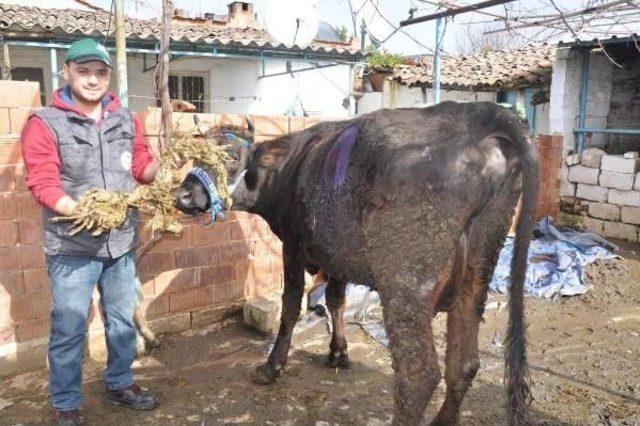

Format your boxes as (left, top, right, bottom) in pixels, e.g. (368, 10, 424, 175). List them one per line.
(120, 151, 132, 171)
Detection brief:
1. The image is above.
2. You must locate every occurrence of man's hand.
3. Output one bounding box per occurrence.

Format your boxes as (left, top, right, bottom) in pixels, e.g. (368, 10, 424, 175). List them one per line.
(54, 195, 78, 217)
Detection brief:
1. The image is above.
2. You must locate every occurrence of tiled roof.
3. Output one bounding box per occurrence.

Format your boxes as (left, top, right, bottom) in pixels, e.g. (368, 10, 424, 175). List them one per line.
(384, 44, 555, 90)
(0, 3, 359, 57)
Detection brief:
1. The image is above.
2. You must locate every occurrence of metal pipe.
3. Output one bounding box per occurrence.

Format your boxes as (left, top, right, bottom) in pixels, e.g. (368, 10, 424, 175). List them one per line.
(5, 41, 360, 64)
(577, 48, 590, 154)
(258, 62, 342, 79)
(433, 17, 443, 104)
(400, 0, 516, 26)
(50, 47, 58, 91)
(575, 128, 640, 135)
(115, 0, 129, 107)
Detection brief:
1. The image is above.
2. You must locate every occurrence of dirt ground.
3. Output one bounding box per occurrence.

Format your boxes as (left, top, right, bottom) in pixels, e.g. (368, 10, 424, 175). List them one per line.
(2, 244, 640, 425)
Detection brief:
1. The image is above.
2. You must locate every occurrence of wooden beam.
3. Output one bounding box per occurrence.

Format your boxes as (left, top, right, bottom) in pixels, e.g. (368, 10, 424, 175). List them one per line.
(158, 0, 173, 150)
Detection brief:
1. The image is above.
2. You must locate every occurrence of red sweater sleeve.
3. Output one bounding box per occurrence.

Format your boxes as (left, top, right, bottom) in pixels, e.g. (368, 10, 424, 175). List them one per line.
(131, 112, 155, 184)
(21, 116, 66, 210)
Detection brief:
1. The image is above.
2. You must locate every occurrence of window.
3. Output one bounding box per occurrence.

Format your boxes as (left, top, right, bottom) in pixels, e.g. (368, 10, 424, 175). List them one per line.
(12, 67, 46, 106)
(168, 74, 206, 113)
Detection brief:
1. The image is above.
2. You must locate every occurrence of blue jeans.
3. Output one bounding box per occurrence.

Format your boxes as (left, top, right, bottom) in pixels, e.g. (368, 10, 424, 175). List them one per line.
(46, 250, 138, 410)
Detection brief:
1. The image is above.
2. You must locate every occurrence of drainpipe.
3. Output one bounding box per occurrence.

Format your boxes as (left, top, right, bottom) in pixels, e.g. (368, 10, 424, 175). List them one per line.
(50, 48, 58, 91)
(576, 48, 590, 154)
(433, 17, 444, 104)
(115, 0, 129, 107)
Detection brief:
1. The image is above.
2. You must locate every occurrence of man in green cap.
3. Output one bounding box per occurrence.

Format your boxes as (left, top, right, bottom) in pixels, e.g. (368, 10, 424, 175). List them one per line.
(21, 38, 160, 425)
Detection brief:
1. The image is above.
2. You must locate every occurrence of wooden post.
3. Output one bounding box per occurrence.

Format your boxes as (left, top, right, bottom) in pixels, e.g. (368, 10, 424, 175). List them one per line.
(115, 0, 129, 107)
(1, 39, 11, 80)
(158, 0, 173, 150)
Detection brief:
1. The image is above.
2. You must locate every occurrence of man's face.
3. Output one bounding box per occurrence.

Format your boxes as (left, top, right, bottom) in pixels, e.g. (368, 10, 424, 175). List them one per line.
(62, 61, 111, 104)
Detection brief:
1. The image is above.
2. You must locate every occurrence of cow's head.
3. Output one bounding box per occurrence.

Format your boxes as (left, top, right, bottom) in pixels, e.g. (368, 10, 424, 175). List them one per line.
(174, 115, 258, 219)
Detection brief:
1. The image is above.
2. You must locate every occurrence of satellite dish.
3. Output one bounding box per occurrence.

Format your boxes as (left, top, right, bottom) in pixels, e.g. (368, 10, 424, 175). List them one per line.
(265, 0, 319, 47)
(350, 0, 395, 46)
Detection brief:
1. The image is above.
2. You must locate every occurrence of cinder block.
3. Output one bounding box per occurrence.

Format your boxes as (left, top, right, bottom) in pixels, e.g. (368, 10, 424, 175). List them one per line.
(601, 155, 640, 174)
(0, 108, 10, 134)
(602, 221, 638, 242)
(635, 173, 640, 190)
(560, 180, 575, 197)
(0, 139, 22, 165)
(583, 217, 604, 234)
(148, 312, 191, 335)
(624, 152, 639, 159)
(243, 293, 281, 335)
(0, 81, 42, 108)
(608, 189, 640, 207)
(599, 171, 635, 190)
(576, 184, 608, 203)
(621, 207, 640, 225)
(581, 148, 605, 168)
(568, 165, 599, 185)
(588, 203, 620, 221)
(9, 108, 33, 134)
(565, 153, 580, 166)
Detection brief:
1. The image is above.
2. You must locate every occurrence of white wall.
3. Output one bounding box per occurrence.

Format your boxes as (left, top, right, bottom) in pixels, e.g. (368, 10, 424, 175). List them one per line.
(7, 46, 352, 118)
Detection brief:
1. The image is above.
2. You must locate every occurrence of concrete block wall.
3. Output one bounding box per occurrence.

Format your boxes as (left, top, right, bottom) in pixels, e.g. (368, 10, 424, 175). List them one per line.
(561, 147, 640, 242)
(0, 79, 329, 377)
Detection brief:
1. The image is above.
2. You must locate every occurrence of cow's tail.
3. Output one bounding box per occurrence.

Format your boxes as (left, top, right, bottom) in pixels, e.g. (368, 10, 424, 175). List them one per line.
(503, 123, 538, 425)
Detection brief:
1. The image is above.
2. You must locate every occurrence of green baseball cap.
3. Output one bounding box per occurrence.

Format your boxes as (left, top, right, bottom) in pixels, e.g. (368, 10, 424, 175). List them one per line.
(65, 38, 112, 67)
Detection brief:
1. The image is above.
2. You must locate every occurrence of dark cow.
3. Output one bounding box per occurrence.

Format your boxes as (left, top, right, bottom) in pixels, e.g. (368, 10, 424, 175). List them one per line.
(175, 102, 538, 425)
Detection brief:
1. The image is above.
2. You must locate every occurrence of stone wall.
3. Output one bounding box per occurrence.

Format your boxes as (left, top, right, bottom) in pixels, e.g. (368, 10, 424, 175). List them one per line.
(561, 147, 640, 241)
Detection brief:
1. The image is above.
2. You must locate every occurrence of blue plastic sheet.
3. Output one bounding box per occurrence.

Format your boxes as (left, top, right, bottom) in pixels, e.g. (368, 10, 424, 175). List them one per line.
(489, 217, 618, 299)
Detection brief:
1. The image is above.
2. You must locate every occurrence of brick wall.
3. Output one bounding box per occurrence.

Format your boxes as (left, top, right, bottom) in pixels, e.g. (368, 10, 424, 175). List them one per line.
(0, 79, 324, 376)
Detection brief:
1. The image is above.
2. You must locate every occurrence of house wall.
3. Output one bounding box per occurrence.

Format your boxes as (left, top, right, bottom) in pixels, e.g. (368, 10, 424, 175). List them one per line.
(6, 46, 352, 118)
(550, 48, 614, 156)
(605, 57, 640, 154)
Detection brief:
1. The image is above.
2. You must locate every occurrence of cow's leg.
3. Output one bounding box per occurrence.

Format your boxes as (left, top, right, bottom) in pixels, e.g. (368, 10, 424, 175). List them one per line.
(253, 247, 305, 385)
(325, 277, 349, 368)
(379, 285, 442, 426)
(432, 275, 485, 426)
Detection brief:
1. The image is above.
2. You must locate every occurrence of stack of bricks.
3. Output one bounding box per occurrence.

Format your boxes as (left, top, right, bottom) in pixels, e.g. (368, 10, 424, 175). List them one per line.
(0, 78, 326, 377)
(561, 147, 640, 241)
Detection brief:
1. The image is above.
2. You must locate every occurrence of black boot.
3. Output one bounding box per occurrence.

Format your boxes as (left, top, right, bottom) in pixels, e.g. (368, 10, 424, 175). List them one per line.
(106, 383, 158, 410)
(52, 409, 83, 426)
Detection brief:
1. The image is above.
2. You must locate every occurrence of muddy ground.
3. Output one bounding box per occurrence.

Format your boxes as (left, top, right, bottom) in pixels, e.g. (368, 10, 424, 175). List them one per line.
(2, 245, 640, 425)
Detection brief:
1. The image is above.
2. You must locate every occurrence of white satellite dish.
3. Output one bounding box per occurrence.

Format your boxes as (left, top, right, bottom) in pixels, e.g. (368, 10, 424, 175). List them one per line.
(265, 0, 319, 47)
(350, 0, 395, 46)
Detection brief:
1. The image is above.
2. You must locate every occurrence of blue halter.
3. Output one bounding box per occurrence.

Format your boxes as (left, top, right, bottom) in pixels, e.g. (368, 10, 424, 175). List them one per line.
(187, 167, 225, 223)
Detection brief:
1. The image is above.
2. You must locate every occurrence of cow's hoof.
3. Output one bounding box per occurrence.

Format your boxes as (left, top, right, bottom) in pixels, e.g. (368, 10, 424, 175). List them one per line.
(252, 364, 281, 385)
(328, 351, 351, 369)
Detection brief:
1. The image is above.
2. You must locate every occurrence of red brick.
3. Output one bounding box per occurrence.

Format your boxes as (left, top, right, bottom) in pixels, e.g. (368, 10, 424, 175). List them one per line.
(0, 108, 10, 134)
(23, 268, 49, 294)
(149, 225, 192, 252)
(14, 163, 27, 192)
(199, 264, 235, 286)
(191, 222, 231, 246)
(229, 219, 256, 241)
(252, 115, 288, 137)
(219, 113, 247, 129)
(169, 286, 216, 313)
(226, 211, 254, 221)
(9, 107, 33, 134)
(140, 294, 170, 319)
(0, 193, 17, 219)
(18, 218, 43, 245)
(288, 117, 305, 133)
(174, 247, 217, 269)
(0, 271, 25, 301)
(0, 81, 42, 108)
(8, 291, 51, 323)
(138, 251, 175, 280)
(140, 278, 155, 297)
(15, 193, 41, 218)
(0, 139, 21, 165)
(154, 268, 197, 294)
(0, 220, 18, 247)
(16, 317, 50, 342)
(0, 325, 16, 346)
(0, 164, 16, 192)
(212, 281, 247, 304)
(19, 245, 45, 270)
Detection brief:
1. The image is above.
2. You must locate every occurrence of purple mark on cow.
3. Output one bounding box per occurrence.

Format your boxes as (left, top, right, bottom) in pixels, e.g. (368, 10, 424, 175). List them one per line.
(323, 123, 361, 190)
